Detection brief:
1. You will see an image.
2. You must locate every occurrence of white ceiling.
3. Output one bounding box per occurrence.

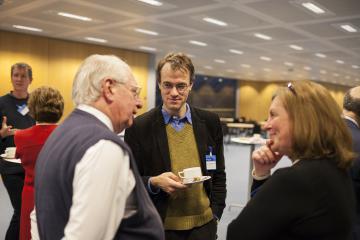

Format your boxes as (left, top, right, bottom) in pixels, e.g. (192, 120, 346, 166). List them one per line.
(0, 0, 359, 86)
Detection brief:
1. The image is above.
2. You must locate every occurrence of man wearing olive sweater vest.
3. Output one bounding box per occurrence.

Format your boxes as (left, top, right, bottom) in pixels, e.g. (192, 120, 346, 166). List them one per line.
(125, 52, 226, 240)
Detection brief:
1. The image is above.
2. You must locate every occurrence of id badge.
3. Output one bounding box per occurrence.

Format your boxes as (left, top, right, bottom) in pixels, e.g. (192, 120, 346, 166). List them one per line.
(206, 154, 217, 170)
(17, 104, 29, 116)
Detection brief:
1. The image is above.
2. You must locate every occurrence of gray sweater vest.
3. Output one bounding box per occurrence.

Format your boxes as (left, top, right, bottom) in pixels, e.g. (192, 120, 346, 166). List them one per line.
(35, 109, 164, 240)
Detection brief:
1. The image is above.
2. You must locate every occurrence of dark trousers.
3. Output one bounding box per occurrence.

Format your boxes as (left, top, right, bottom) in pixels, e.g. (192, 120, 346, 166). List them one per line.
(165, 219, 217, 240)
(1, 172, 24, 240)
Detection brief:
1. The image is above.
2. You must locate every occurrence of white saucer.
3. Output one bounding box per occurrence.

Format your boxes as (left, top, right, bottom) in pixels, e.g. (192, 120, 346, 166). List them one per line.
(182, 176, 211, 185)
(1, 154, 21, 164)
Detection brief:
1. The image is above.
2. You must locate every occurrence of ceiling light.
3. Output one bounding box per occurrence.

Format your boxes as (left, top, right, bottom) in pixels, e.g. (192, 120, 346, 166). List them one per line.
(189, 40, 207, 46)
(301, 2, 326, 14)
(333, 73, 339, 77)
(284, 62, 294, 66)
(58, 12, 92, 21)
(134, 28, 158, 36)
(226, 69, 235, 73)
(345, 76, 351, 79)
(320, 70, 327, 74)
(263, 68, 271, 72)
(289, 44, 303, 50)
(352, 65, 359, 69)
(340, 24, 358, 33)
(254, 33, 272, 40)
(229, 49, 243, 55)
(335, 59, 344, 64)
(139, 46, 156, 51)
(260, 56, 272, 61)
(214, 59, 225, 63)
(315, 53, 326, 58)
(304, 66, 312, 71)
(13, 25, 42, 32)
(203, 17, 228, 27)
(204, 66, 213, 69)
(136, 0, 163, 6)
(241, 64, 251, 68)
(85, 37, 107, 43)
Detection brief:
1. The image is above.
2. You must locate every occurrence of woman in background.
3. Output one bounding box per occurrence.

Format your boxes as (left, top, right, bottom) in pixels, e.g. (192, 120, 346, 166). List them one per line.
(14, 86, 64, 240)
(227, 80, 355, 240)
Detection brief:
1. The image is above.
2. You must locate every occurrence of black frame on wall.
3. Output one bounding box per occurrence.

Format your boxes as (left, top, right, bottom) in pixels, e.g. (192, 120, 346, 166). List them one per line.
(155, 74, 237, 118)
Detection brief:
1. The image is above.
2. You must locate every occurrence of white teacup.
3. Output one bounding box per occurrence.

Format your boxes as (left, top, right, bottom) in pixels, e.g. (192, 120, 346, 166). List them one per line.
(178, 167, 202, 183)
(5, 147, 16, 158)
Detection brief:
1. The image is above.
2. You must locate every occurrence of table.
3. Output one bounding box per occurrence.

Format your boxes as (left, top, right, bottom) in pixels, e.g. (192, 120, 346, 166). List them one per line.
(220, 117, 234, 123)
(226, 123, 255, 139)
(231, 137, 256, 201)
(226, 123, 254, 129)
(227, 137, 259, 211)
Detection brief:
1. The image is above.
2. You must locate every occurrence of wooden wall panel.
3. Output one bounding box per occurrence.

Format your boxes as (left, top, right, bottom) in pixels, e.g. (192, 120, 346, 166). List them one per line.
(238, 81, 281, 121)
(238, 80, 350, 122)
(0, 31, 49, 92)
(0, 30, 149, 121)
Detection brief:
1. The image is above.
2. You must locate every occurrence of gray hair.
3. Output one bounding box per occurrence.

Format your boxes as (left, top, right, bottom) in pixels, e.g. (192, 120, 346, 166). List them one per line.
(72, 54, 133, 105)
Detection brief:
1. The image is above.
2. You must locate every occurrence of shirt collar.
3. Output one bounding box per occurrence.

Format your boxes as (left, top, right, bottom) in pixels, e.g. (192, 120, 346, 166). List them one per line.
(77, 104, 114, 131)
(161, 103, 192, 124)
(344, 115, 359, 128)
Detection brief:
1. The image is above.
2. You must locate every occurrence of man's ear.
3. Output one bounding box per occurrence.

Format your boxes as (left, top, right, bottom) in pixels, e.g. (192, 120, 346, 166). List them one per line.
(188, 82, 193, 91)
(102, 79, 115, 102)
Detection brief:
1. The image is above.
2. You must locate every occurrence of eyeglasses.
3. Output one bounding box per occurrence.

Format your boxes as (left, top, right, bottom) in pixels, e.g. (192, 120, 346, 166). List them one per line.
(161, 82, 189, 94)
(287, 82, 297, 96)
(128, 85, 142, 98)
(110, 79, 141, 98)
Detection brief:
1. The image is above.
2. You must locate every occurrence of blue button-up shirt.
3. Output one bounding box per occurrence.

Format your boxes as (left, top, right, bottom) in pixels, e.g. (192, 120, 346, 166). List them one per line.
(161, 103, 192, 131)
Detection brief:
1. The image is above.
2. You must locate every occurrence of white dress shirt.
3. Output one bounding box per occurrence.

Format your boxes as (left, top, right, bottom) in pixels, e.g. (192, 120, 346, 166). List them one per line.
(31, 104, 136, 240)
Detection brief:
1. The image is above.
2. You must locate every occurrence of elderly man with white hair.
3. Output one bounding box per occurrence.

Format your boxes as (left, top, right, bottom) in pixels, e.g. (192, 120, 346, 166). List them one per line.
(32, 54, 165, 240)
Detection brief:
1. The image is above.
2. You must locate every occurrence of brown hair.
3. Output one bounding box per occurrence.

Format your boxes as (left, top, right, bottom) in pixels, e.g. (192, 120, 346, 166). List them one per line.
(156, 52, 195, 84)
(11, 62, 33, 79)
(274, 80, 354, 169)
(28, 86, 64, 123)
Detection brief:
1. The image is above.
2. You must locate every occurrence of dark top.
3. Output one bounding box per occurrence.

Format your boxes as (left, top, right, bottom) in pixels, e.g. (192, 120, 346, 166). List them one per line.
(227, 158, 356, 240)
(0, 93, 35, 174)
(345, 118, 360, 238)
(125, 105, 227, 220)
(35, 109, 164, 240)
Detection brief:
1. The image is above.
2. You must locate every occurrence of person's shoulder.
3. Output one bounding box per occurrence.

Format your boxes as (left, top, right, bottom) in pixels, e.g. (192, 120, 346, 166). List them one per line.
(0, 93, 10, 104)
(133, 107, 161, 124)
(14, 126, 35, 143)
(191, 106, 219, 120)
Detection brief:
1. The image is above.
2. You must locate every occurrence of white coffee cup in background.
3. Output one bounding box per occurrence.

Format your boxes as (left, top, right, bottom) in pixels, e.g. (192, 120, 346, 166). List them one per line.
(178, 167, 202, 183)
(5, 147, 16, 158)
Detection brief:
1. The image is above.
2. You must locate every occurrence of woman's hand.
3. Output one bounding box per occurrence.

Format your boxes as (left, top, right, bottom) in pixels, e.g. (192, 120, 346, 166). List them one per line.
(252, 139, 283, 177)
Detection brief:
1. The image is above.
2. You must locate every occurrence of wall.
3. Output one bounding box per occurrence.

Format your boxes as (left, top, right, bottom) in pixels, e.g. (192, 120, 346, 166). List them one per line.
(238, 80, 350, 122)
(0, 30, 150, 120)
